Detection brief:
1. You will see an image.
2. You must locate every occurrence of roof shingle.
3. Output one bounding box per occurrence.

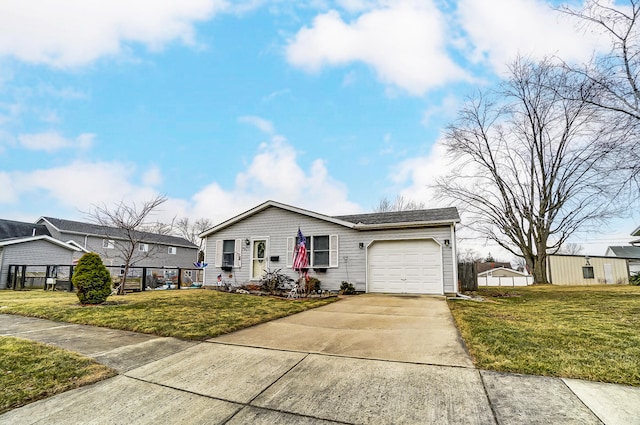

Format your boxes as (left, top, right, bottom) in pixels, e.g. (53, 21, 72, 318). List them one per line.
(0, 219, 51, 241)
(41, 217, 197, 248)
(333, 207, 460, 225)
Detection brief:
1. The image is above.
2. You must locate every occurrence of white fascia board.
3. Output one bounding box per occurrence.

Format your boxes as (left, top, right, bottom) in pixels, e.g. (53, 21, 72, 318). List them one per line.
(0, 235, 80, 251)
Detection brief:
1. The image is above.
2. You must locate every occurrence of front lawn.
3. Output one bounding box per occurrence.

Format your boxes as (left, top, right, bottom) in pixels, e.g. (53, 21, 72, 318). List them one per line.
(0, 289, 337, 340)
(448, 285, 640, 386)
(0, 336, 115, 414)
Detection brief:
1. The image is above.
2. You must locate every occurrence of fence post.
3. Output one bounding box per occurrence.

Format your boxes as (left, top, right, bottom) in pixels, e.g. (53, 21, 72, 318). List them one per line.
(68, 265, 74, 291)
(142, 267, 147, 291)
(177, 268, 182, 289)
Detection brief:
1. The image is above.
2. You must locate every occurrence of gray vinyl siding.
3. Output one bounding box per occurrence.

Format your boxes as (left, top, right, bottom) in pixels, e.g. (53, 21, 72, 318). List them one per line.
(0, 240, 75, 289)
(60, 233, 197, 268)
(203, 206, 456, 293)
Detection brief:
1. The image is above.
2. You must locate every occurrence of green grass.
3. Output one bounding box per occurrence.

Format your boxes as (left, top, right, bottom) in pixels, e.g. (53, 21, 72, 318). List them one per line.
(448, 285, 640, 386)
(0, 336, 115, 414)
(0, 289, 337, 340)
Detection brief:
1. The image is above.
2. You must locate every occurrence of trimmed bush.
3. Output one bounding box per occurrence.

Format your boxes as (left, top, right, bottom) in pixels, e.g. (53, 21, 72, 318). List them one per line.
(72, 253, 112, 304)
(339, 281, 356, 295)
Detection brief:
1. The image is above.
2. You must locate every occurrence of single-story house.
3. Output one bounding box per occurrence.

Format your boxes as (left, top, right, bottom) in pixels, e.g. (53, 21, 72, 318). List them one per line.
(199, 200, 460, 295)
(0, 218, 79, 289)
(605, 246, 640, 275)
(477, 267, 533, 287)
(476, 262, 511, 274)
(37, 217, 198, 268)
(547, 254, 629, 285)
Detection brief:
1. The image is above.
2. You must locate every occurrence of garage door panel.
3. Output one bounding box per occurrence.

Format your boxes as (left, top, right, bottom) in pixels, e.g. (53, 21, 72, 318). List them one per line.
(368, 239, 442, 295)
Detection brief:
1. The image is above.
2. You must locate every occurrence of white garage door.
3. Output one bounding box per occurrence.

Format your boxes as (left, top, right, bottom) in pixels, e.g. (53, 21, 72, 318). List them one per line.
(368, 239, 442, 294)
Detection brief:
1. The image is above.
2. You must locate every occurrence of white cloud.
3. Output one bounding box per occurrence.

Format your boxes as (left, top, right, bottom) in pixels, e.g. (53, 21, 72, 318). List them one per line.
(0, 0, 229, 67)
(238, 115, 276, 135)
(457, 0, 608, 71)
(390, 140, 450, 205)
(18, 132, 94, 152)
(421, 94, 460, 127)
(142, 166, 163, 187)
(286, 1, 468, 95)
(193, 136, 361, 223)
(1, 135, 359, 227)
(0, 172, 16, 204)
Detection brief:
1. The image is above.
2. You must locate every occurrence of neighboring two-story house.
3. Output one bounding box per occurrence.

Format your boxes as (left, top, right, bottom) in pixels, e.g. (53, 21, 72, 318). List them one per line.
(37, 217, 198, 269)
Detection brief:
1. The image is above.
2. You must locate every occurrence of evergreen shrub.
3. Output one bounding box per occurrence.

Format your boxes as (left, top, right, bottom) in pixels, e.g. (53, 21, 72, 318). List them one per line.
(72, 252, 112, 304)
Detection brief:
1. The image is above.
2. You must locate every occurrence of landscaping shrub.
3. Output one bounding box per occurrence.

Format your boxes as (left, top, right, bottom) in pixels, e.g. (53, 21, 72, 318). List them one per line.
(259, 268, 294, 294)
(630, 273, 640, 286)
(72, 253, 112, 304)
(339, 281, 356, 295)
(305, 277, 321, 294)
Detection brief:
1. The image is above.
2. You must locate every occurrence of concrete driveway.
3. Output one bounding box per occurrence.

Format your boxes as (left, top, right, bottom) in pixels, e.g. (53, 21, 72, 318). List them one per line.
(2, 294, 640, 424)
(215, 293, 473, 367)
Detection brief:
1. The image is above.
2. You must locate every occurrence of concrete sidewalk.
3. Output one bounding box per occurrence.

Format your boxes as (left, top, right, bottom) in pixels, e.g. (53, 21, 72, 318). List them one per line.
(1, 296, 639, 424)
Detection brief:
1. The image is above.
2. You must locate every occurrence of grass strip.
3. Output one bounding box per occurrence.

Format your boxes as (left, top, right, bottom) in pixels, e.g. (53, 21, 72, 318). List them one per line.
(0, 336, 115, 414)
(448, 285, 640, 386)
(0, 289, 337, 340)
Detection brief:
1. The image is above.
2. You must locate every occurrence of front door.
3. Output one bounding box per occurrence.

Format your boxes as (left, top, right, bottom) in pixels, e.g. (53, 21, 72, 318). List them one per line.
(251, 239, 268, 280)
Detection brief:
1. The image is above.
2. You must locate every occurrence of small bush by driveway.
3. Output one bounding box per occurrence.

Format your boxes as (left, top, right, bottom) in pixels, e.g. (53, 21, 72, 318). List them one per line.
(448, 285, 640, 386)
(0, 290, 337, 340)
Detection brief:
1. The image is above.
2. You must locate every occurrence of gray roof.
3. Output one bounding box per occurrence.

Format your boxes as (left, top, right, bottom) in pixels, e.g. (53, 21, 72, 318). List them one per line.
(607, 246, 640, 259)
(41, 217, 197, 249)
(334, 207, 460, 225)
(0, 219, 51, 241)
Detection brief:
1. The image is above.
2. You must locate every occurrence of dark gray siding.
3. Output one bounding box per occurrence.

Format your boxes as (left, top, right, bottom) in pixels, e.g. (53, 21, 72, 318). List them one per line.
(0, 240, 75, 289)
(203, 206, 456, 293)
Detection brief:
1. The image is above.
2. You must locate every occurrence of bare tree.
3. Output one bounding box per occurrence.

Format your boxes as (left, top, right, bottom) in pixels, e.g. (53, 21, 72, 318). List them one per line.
(373, 195, 426, 212)
(557, 242, 585, 255)
(435, 57, 624, 284)
(87, 195, 167, 295)
(174, 217, 212, 261)
(559, 1, 640, 183)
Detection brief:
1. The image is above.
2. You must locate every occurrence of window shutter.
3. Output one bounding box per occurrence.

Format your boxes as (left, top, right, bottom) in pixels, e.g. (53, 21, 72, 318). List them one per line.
(286, 237, 294, 268)
(329, 234, 339, 267)
(214, 240, 223, 267)
(234, 239, 242, 268)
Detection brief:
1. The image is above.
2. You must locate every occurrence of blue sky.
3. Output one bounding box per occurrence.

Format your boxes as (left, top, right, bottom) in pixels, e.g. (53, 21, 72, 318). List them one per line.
(0, 0, 637, 258)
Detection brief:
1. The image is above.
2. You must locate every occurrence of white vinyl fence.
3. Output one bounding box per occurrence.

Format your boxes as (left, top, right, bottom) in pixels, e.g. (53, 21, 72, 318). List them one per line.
(477, 275, 534, 287)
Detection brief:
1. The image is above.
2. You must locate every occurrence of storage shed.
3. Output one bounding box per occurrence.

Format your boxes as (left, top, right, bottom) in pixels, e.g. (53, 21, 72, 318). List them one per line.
(546, 255, 629, 285)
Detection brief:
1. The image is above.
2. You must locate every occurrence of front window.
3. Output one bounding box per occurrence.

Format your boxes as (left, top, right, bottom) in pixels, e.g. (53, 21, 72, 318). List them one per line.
(139, 243, 149, 252)
(312, 236, 330, 267)
(103, 239, 114, 249)
(168, 246, 177, 255)
(582, 266, 594, 279)
(223, 240, 235, 267)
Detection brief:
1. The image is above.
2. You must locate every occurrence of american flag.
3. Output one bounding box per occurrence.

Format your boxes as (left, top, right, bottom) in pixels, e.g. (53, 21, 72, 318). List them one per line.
(292, 228, 309, 272)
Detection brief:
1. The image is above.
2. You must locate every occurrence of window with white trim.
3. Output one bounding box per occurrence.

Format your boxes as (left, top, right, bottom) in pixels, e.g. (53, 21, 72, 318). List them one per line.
(139, 243, 149, 252)
(287, 234, 338, 268)
(222, 240, 235, 267)
(313, 236, 330, 267)
(168, 246, 177, 255)
(102, 239, 114, 249)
